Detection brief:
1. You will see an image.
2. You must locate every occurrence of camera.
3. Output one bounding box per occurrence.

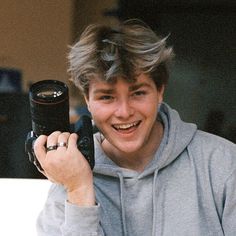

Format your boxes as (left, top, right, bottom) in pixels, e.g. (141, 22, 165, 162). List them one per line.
(25, 80, 94, 170)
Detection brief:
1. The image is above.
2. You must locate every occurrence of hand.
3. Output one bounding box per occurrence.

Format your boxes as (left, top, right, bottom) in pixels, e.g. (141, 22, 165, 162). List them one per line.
(34, 131, 95, 205)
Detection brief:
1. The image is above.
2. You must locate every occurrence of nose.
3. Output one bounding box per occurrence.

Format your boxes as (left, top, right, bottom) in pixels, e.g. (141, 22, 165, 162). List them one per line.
(114, 98, 134, 119)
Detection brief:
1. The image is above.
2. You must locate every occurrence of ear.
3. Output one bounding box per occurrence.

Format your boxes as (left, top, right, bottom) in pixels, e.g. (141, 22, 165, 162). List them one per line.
(158, 85, 165, 103)
(84, 95, 90, 112)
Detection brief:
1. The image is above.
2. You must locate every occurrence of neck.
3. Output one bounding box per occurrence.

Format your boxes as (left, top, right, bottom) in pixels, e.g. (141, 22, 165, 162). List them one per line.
(102, 120, 164, 172)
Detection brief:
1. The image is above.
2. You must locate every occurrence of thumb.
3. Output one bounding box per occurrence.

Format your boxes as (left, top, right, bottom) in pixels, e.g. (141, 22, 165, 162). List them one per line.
(33, 135, 47, 163)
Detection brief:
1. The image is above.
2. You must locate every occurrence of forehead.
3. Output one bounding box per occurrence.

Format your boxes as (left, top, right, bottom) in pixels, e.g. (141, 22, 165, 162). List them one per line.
(89, 73, 153, 90)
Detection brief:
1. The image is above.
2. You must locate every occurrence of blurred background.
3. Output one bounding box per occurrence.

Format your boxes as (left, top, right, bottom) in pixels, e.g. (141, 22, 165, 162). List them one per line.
(0, 0, 235, 178)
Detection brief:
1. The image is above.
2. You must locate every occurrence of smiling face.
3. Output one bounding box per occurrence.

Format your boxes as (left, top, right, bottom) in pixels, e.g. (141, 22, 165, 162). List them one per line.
(85, 73, 164, 161)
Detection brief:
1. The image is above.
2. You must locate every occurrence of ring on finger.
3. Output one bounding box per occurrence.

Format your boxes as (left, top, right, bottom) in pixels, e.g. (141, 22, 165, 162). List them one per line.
(57, 142, 67, 148)
(46, 145, 58, 152)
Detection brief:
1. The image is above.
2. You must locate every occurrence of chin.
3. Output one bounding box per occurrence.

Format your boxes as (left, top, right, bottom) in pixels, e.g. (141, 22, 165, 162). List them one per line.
(115, 141, 143, 154)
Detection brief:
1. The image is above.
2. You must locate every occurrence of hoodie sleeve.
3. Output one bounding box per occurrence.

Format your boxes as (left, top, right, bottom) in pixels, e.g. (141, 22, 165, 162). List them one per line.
(36, 184, 104, 236)
(61, 202, 102, 235)
(221, 169, 236, 235)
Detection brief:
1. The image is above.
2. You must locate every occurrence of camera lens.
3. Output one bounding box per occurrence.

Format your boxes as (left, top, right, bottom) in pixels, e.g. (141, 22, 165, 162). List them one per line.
(30, 80, 67, 102)
(29, 80, 70, 136)
(37, 89, 63, 98)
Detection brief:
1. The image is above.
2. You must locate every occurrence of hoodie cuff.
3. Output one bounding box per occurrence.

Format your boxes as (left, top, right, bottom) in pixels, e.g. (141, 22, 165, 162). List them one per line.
(64, 201, 100, 233)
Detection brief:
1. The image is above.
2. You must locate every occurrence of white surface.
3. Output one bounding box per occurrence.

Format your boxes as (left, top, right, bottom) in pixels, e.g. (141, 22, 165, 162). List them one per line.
(0, 178, 51, 236)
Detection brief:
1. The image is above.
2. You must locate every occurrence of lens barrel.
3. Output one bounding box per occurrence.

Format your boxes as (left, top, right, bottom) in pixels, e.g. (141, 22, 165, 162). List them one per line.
(29, 80, 70, 136)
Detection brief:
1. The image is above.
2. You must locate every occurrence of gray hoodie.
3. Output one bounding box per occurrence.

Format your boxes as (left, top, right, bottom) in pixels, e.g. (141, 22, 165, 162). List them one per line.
(37, 103, 236, 236)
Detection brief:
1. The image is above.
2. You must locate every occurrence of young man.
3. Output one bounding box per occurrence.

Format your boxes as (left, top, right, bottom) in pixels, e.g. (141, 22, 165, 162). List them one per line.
(34, 20, 236, 235)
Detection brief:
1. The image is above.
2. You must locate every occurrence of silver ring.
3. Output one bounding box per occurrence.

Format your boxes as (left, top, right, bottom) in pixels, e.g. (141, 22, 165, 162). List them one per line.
(46, 145, 58, 152)
(57, 142, 67, 148)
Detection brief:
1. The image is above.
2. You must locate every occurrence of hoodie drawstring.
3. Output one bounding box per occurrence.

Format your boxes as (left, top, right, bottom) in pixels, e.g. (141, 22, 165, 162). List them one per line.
(118, 172, 128, 236)
(152, 169, 159, 236)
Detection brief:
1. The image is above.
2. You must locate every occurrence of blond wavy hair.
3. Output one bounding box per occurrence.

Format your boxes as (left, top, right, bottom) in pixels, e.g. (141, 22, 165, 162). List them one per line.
(68, 19, 174, 95)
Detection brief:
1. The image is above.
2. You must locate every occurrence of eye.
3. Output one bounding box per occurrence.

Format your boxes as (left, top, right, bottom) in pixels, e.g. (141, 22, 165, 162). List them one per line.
(132, 90, 147, 97)
(99, 95, 114, 101)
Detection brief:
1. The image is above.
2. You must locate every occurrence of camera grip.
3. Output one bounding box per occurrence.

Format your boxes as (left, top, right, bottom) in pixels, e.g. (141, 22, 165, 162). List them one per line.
(75, 115, 95, 170)
(25, 131, 44, 171)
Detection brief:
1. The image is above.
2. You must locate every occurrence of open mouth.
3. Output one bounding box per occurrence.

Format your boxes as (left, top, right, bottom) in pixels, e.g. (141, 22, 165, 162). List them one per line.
(112, 121, 141, 131)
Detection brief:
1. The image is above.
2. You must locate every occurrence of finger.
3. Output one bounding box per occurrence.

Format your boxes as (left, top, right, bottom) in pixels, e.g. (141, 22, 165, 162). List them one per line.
(67, 133, 78, 150)
(46, 131, 61, 150)
(57, 132, 70, 150)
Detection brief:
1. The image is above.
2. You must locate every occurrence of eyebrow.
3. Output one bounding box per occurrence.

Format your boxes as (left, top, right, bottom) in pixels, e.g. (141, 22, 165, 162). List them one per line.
(93, 82, 152, 94)
(93, 88, 115, 95)
(129, 82, 152, 91)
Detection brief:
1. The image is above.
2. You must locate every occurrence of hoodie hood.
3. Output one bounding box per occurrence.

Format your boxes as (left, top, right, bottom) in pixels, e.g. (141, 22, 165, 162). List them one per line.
(93, 102, 197, 177)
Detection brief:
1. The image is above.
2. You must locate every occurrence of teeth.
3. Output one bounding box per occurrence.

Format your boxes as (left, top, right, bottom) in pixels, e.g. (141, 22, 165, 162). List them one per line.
(114, 122, 138, 130)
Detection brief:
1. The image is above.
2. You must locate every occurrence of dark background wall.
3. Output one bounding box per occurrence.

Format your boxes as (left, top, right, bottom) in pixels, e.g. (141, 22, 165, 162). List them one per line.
(0, 93, 44, 178)
(105, 0, 236, 142)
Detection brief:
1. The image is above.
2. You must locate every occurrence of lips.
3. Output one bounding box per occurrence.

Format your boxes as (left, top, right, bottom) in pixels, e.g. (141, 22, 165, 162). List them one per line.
(112, 121, 141, 131)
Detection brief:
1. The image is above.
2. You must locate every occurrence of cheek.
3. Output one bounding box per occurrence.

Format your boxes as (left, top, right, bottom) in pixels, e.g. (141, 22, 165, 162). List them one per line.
(145, 106, 158, 122)
(88, 103, 110, 124)
(139, 98, 159, 115)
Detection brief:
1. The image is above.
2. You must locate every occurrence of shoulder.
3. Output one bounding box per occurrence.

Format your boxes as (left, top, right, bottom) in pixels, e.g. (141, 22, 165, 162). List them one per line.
(190, 130, 236, 157)
(188, 130, 236, 182)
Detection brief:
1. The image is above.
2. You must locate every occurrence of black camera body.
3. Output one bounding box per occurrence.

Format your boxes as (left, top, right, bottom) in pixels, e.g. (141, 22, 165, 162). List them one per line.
(25, 80, 95, 171)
